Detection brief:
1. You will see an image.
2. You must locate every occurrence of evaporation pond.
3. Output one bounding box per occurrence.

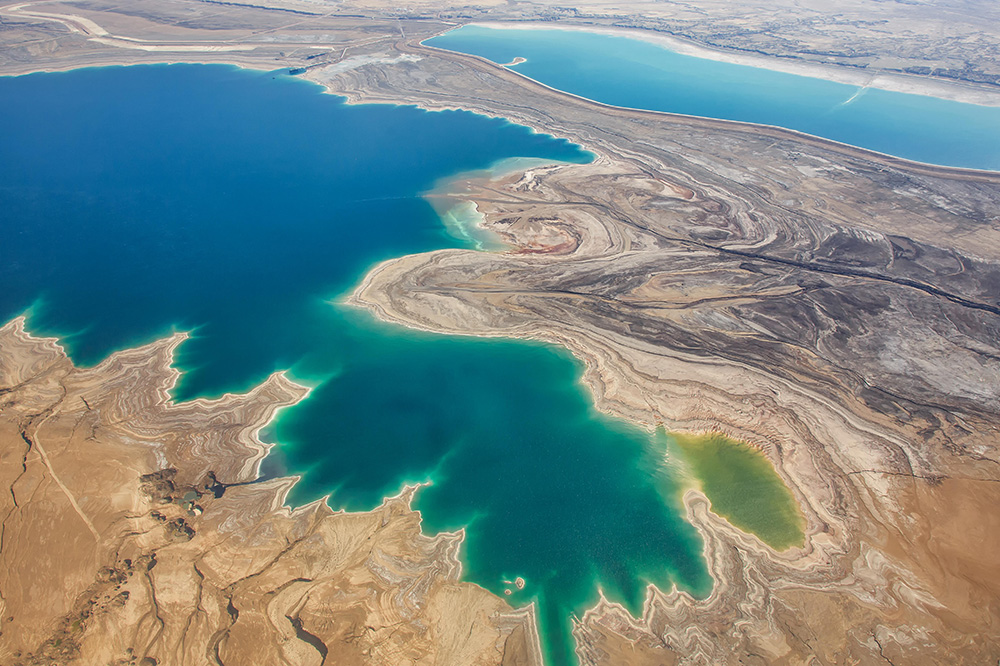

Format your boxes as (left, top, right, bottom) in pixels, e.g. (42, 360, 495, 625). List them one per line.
(427, 25, 1000, 170)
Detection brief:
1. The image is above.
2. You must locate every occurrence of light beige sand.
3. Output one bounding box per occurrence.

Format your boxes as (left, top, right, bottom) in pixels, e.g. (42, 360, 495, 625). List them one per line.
(468, 21, 1000, 107)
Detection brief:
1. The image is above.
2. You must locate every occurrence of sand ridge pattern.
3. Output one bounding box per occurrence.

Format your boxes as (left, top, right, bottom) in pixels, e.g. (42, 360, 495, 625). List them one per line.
(340, 43, 1000, 664)
(0, 318, 540, 666)
(2, 1, 1000, 663)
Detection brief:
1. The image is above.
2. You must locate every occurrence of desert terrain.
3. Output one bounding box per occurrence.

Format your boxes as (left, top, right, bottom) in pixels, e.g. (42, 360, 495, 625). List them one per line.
(1, 1, 999, 664)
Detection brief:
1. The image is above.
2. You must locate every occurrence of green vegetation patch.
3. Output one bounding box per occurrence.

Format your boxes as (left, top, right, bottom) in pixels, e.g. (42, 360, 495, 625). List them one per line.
(671, 432, 805, 550)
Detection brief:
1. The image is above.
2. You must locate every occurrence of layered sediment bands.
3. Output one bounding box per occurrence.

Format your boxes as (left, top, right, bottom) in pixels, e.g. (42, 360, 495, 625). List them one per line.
(341, 45, 1000, 663)
(0, 318, 540, 666)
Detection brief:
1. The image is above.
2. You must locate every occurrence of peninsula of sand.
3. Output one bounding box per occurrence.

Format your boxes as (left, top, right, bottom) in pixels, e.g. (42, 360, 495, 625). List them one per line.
(2, 1, 1000, 665)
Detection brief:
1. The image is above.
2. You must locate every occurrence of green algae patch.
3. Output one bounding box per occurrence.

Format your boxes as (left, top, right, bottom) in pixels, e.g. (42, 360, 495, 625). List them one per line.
(671, 432, 805, 550)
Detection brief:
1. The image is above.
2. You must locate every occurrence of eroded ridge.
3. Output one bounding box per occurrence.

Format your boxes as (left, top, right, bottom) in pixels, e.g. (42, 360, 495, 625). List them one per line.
(3, 3, 1000, 661)
(0, 318, 540, 666)
(341, 47, 1000, 665)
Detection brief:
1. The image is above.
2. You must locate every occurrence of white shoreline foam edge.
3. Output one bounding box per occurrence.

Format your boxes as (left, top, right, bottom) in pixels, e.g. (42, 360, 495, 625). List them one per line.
(460, 21, 1000, 108)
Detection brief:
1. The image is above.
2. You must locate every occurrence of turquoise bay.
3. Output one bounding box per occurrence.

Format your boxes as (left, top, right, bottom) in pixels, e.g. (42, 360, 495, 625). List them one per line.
(426, 25, 1000, 170)
(0, 64, 709, 666)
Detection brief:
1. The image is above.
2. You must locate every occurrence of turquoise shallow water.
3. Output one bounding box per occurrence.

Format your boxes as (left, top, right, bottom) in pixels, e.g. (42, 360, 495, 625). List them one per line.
(0, 64, 709, 666)
(426, 25, 1000, 170)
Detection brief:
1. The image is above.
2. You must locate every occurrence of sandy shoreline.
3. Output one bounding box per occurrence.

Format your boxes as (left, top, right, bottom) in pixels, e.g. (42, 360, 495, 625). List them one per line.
(406, 39, 1000, 181)
(4, 5, 1000, 662)
(345, 256, 780, 457)
(0, 317, 543, 665)
(336, 59, 1000, 656)
(2, 4, 996, 178)
(5, 0, 1000, 109)
(466, 21, 1000, 107)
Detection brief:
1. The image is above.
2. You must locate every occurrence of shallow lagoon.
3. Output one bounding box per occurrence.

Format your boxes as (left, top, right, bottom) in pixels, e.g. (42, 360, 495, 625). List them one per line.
(427, 25, 1000, 170)
(670, 433, 805, 550)
(0, 64, 735, 665)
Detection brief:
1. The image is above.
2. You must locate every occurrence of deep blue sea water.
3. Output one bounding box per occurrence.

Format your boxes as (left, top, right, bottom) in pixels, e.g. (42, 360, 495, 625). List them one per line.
(0, 64, 709, 666)
(426, 25, 1000, 170)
